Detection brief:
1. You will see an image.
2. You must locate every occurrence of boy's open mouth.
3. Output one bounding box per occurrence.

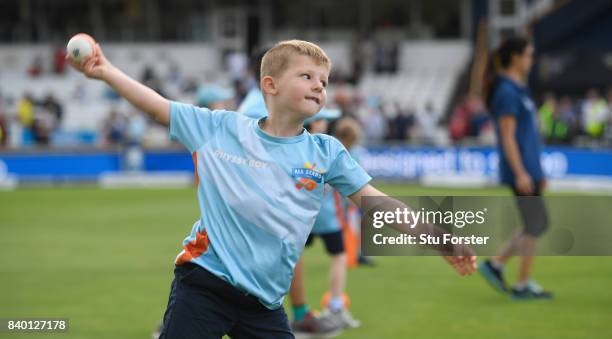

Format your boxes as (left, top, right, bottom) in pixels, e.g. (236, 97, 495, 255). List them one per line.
(305, 96, 320, 105)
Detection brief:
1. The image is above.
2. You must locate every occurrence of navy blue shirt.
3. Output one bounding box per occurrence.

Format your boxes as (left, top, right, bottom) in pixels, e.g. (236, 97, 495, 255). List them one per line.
(491, 76, 544, 185)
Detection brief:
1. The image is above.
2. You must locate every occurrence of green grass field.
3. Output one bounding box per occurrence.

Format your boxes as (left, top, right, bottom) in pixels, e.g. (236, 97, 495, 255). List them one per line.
(1, 184, 611, 338)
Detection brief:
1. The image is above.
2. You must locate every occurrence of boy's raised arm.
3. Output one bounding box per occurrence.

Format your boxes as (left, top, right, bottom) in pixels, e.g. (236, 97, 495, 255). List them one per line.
(349, 184, 478, 276)
(68, 43, 170, 126)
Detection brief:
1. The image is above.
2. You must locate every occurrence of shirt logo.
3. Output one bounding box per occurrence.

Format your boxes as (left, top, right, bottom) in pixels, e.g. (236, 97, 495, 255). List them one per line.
(292, 162, 324, 191)
(213, 149, 269, 168)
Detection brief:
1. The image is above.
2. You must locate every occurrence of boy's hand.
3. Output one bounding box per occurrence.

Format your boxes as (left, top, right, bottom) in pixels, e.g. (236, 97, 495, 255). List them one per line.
(67, 43, 112, 80)
(443, 246, 477, 277)
(66, 41, 169, 125)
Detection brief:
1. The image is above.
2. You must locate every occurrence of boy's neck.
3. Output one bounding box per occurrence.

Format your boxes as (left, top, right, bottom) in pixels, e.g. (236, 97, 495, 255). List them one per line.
(260, 112, 305, 137)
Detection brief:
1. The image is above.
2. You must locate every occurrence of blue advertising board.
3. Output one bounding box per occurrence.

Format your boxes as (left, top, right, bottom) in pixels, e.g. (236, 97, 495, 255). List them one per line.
(1, 146, 612, 182)
(360, 146, 612, 180)
(0, 149, 194, 182)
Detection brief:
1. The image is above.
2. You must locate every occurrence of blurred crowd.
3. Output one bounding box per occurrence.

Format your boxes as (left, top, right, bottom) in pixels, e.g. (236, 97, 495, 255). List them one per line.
(538, 88, 612, 145)
(1, 52, 612, 150)
(0, 50, 441, 149)
(1, 92, 64, 147)
(448, 87, 612, 147)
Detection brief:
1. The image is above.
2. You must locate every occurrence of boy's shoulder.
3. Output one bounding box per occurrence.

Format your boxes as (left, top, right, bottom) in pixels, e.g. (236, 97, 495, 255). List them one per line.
(172, 101, 241, 116)
(309, 131, 337, 142)
(187, 103, 258, 125)
(308, 132, 345, 154)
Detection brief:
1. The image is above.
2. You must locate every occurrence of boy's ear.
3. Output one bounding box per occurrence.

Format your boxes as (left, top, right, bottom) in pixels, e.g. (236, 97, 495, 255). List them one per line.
(261, 75, 278, 96)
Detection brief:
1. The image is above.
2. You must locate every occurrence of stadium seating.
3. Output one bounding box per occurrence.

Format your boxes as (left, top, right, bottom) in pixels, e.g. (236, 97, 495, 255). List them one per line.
(0, 41, 470, 145)
(359, 40, 471, 118)
(0, 44, 222, 139)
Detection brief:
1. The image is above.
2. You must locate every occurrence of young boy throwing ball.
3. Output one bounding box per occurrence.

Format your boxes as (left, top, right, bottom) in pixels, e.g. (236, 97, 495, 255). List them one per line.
(69, 39, 476, 338)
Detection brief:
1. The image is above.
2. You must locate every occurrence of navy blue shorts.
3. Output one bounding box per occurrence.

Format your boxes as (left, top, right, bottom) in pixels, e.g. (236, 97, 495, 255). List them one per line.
(305, 230, 344, 255)
(159, 263, 294, 339)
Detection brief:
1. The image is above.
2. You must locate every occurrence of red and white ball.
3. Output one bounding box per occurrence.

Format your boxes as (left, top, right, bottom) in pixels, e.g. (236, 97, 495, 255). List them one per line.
(66, 33, 97, 63)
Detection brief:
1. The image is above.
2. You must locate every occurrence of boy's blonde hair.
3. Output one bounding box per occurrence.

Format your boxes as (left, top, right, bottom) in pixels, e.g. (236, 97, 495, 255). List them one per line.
(261, 40, 331, 78)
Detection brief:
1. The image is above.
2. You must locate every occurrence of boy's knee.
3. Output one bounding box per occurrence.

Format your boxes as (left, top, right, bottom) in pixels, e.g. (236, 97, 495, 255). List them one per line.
(331, 253, 346, 261)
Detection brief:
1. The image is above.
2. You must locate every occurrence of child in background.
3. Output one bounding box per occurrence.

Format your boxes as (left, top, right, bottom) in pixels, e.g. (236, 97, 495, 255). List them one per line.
(196, 84, 235, 110)
(333, 117, 373, 267)
(289, 110, 362, 337)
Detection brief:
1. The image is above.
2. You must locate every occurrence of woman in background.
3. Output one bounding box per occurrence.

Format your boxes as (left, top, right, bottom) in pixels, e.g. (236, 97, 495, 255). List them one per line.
(479, 36, 553, 300)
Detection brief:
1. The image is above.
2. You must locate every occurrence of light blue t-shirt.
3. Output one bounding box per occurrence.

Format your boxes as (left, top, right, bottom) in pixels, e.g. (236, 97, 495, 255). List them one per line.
(169, 101, 371, 309)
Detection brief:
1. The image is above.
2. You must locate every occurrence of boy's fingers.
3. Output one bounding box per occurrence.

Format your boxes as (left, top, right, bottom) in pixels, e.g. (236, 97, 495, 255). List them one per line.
(449, 256, 473, 276)
(95, 43, 103, 57)
(83, 57, 97, 73)
(82, 59, 92, 73)
(464, 257, 476, 274)
(461, 260, 471, 274)
(445, 255, 476, 276)
(456, 265, 466, 276)
(68, 59, 82, 71)
(93, 43, 106, 63)
(80, 56, 91, 68)
(446, 256, 463, 275)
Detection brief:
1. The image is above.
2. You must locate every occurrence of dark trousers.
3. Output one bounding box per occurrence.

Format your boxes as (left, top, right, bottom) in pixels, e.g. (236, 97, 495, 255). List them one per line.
(159, 263, 294, 339)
